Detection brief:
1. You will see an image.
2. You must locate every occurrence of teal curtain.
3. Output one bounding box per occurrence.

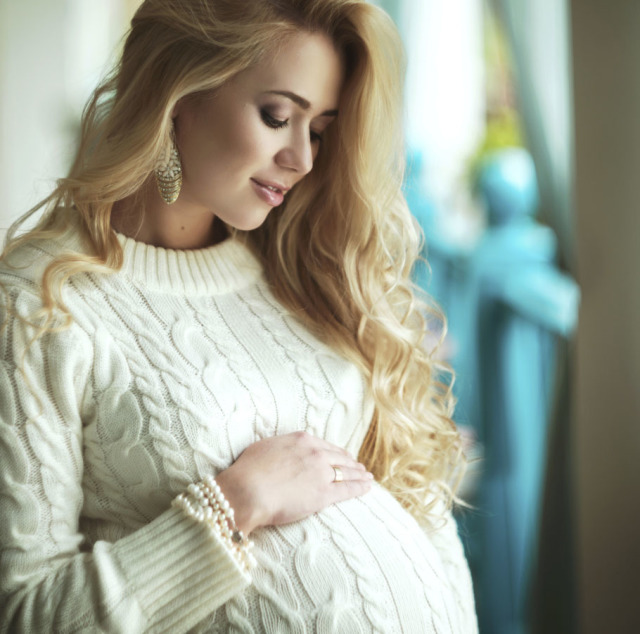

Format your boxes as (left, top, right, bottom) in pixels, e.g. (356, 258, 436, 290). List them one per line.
(490, 2, 577, 632)
(376, 1, 578, 629)
(490, 0, 575, 270)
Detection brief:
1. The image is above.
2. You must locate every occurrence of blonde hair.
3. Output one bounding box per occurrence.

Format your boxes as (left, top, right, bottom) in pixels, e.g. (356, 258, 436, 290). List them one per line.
(2, 0, 463, 524)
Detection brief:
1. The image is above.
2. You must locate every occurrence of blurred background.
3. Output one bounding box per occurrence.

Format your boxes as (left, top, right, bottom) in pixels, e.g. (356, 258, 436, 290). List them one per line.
(1, 1, 639, 632)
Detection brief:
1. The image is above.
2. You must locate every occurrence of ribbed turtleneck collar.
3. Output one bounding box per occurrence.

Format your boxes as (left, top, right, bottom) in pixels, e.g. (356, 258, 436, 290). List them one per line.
(116, 234, 263, 296)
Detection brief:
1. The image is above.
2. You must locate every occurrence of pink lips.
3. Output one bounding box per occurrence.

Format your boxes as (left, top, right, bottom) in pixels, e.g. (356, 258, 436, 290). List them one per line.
(251, 178, 288, 207)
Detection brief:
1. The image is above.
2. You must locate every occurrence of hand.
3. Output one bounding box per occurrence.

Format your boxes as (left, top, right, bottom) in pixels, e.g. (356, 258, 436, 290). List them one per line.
(215, 431, 373, 535)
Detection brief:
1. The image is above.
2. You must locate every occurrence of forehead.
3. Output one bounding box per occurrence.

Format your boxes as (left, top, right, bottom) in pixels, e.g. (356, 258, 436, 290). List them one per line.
(239, 32, 344, 113)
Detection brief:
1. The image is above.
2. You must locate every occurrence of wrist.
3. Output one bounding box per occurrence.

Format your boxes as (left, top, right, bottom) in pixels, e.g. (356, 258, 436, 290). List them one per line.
(172, 476, 256, 572)
(215, 468, 263, 535)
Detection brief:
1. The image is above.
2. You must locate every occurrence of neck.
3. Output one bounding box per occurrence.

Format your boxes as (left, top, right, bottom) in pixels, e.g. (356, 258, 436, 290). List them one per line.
(111, 178, 228, 250)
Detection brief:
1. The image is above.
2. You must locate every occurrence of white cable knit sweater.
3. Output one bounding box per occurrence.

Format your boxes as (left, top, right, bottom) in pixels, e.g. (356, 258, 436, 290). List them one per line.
(0, 230, 477, 633)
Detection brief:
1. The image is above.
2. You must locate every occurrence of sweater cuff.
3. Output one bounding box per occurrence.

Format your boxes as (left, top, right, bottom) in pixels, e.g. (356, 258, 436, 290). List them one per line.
(112, 507, 251, 633)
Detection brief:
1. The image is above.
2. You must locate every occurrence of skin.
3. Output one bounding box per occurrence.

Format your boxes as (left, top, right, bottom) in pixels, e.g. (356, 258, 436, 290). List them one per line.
(113, 32, 374, 535)
(217, 432, 373, 535)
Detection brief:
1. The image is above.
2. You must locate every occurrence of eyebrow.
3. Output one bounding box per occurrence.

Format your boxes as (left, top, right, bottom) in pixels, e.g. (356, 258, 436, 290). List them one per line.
(265, 90, 339, 117)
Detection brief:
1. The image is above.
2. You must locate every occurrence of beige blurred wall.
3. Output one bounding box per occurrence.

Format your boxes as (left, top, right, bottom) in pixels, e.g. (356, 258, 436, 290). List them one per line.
(572, 1, 640, 632)
(0, 0, 69, 241)
(0, 0, 138, 244)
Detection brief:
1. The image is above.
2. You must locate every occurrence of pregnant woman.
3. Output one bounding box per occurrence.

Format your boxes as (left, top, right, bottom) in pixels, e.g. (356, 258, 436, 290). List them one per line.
(0, 0, 477, 631)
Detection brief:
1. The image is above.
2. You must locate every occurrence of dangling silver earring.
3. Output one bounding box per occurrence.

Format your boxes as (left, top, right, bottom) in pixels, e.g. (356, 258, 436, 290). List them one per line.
(155, 128, 182, 205)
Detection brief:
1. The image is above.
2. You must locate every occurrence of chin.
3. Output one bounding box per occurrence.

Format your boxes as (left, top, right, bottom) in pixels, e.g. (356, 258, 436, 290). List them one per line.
(225, 208, 274, 232)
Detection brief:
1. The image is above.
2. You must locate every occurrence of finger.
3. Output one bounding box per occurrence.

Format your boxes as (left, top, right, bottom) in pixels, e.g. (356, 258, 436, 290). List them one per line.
(331, 478, 374, 503)
(328, 465, 373, 484)
(325, 458, 367, 477)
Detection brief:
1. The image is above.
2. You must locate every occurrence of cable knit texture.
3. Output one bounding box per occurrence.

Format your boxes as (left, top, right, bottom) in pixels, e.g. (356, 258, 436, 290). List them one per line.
(0, 231, 477, 633)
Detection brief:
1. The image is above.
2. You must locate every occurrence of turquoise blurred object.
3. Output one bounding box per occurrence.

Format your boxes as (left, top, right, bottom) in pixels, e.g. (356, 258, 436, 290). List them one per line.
(463, 148, 578, 634)
(478, 148, 539, 225)
(406, 147, 579, 634)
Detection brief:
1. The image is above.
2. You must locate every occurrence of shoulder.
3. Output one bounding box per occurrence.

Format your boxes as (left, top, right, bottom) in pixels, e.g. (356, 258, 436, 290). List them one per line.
(0, 230, 95, 359)
(0, 229, 88, 298)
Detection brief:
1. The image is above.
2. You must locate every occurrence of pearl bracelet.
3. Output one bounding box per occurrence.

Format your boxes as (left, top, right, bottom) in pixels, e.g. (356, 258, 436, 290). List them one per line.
(172, 475, 256, 572)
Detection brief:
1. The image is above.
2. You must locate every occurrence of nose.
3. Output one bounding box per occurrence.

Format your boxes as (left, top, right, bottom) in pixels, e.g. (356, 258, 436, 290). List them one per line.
(276, 128, 314, 176)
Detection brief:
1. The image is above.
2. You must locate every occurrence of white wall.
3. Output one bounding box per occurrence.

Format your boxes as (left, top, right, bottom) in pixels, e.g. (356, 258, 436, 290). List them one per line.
(371, 0, 485, 221)
(1, 0, 70, 234)
(0, 0, 131, 240)
(399, 0, 485, 210)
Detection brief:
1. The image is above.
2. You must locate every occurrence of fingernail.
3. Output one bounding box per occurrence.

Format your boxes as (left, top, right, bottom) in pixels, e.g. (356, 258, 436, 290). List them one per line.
(366, 472, 374, 480)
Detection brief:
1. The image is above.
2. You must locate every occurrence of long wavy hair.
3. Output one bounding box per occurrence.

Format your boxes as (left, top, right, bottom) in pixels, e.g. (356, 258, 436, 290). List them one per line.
(1, 0, 464, 524)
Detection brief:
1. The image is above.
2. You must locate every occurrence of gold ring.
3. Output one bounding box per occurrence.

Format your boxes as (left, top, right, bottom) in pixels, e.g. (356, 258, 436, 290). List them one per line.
(332, 465, 344, 483)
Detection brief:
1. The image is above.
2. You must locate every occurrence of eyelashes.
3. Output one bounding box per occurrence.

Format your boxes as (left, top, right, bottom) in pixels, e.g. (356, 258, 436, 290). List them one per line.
(260, 109, 288, 130)
(260, 108, 323, 143)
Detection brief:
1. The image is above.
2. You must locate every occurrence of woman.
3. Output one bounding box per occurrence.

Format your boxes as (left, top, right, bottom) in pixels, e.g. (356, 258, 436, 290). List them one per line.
(0, 0, 477, 632)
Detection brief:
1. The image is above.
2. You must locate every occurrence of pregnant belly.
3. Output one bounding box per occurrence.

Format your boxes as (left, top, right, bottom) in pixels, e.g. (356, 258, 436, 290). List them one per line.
(201, 483, 463, 633)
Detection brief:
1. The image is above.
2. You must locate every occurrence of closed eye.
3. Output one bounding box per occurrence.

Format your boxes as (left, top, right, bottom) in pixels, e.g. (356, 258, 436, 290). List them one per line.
(262, 108, 324, 144)
(261, 109, 288, 130)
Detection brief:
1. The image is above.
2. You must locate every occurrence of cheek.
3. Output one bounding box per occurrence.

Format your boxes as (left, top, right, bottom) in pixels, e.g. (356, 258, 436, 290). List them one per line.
(206, 121, 267, 181)
(228, 111, 273, 168)
(177, 101, 273, 188)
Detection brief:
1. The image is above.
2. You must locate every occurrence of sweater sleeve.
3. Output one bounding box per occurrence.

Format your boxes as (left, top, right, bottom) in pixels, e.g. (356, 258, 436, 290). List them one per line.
(0, 288, 251, 633)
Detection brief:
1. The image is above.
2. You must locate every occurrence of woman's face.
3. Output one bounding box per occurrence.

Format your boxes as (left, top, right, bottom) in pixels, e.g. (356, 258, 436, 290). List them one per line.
(172, 31, 344, 234)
